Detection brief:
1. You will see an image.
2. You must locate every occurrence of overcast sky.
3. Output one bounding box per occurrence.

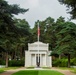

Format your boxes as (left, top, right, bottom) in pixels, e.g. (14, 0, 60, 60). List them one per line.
(6, 0, 76, 28)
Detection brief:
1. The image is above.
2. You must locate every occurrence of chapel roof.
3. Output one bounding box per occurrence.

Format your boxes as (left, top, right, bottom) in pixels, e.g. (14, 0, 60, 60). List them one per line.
(29, 41, 48, 45)
(28, 41, 49, 51)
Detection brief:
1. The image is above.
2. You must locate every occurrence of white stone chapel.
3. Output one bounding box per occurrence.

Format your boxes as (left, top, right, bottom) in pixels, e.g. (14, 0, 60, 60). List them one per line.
(25, 41, 52, 67)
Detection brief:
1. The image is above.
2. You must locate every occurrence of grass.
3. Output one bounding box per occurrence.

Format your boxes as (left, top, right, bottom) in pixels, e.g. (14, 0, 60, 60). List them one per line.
(0, 70, 5, 73)
(12, 70, 64, 75)
(0, 67, 20, 74)
(71, 68, 76, 73)
(0, 67, 19, 71)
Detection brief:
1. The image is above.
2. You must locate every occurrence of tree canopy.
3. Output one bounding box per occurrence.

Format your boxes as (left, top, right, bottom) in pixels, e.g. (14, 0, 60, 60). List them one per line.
(32, 16, 76, 68)
(0, 0, 29, 67)
(0, 0, 76, 68)
(58, 0, 76, 19)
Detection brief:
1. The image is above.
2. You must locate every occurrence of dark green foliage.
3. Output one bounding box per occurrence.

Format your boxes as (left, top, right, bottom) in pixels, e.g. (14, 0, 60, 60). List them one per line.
(32, 16, 76, 68)
(0, 0, 28, 15)
(53, 59, 68, 67)
(58, 0, 76, 19)
(0, 60, 5, 65)
(0, 0, 76, 68)
(0, 59, 24, 67)
(0, 0, 29, 67)
(8, 60, 24, 67)
(52, 18, 76, 67)
(14, 18, 31, 36)
(31, 17, 56, 50)
(52, 58, 76, 67)
(71, 58, 76, 66)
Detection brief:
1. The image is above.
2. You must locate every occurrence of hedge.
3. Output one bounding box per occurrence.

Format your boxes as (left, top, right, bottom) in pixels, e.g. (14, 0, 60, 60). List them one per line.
(0, 58, 76, 67)
(8, 60, 24, 67)
(52, 58, 76, 67)
(0, 60, 24, 67)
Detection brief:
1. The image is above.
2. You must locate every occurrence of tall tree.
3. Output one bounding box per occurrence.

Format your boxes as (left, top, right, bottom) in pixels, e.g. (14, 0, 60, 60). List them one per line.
(58, 0, 76, 19)
(32, 17, 56, 50)
(52, 21, 76, 68)
(14, 19, 31, 59)
(0, 0, 28, 67)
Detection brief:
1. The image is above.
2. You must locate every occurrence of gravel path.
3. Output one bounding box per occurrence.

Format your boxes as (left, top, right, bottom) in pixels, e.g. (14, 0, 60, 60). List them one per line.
(0, 67, 25, 75)
(51, 68, 76, 75)
(0, 67, 76, 75)
(0, 70, 17, 75)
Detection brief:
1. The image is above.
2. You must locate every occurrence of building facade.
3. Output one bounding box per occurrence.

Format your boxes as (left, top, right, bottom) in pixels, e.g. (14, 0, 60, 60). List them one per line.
(25, 41, 52, 67)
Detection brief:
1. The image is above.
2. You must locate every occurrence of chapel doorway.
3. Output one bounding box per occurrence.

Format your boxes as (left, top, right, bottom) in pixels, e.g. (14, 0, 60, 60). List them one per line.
(36, 54, 40, 67)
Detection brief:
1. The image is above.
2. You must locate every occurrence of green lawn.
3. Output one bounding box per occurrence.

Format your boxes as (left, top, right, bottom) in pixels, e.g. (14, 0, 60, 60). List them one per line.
(0, 67, 19, 74)
(71, 69, 76, 73)
(0, 67, 19, 71)
(0, 70, 5, 73)
(12, 70, 64, 75)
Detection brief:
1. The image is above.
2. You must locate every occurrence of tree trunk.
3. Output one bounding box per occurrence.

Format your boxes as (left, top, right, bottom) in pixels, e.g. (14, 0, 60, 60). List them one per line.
(59, 55, 61, 59)
(20, 47, 23, 59)
(14, 50, 16, 60)
(11, 52, 14, 60)
(68, 54, 70, 68)
(6, 52, 8, 67)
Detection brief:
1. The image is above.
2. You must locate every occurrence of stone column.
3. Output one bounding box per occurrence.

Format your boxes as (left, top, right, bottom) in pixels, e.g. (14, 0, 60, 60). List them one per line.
(45, 54, 47, 67)
(40, 54, 41, 67)
(30, 54, 32, 66)
(35, 54, 36, 67)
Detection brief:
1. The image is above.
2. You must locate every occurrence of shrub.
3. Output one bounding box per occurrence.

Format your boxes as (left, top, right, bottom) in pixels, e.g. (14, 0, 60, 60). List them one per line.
(0, 60, 5, 65)
(52, 58, 68, 67)
(8, 60, 24, 67)
(53, 58, 76, 67)
(71, 58, 76, 66)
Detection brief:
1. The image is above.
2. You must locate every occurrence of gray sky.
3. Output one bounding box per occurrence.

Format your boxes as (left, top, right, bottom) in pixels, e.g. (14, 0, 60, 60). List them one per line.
(6, 0, 76, 28)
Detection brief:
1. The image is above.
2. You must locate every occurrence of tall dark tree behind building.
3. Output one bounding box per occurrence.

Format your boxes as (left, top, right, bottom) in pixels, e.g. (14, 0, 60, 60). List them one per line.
(58, 0, 76, 19)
